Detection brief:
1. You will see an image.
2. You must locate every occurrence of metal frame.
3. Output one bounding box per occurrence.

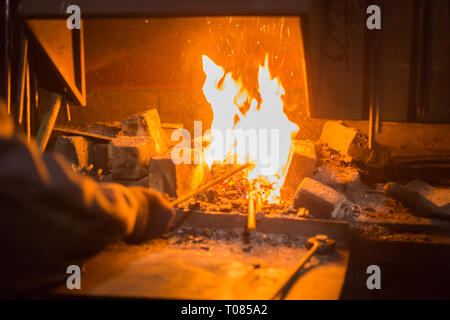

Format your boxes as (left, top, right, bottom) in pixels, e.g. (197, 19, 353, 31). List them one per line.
(25, 19, 86, 106)
(17, 0, 312, 18)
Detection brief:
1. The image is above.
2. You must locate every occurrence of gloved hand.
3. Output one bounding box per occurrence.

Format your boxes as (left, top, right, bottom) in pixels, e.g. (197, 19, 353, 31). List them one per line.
(126, 187, 175, 243)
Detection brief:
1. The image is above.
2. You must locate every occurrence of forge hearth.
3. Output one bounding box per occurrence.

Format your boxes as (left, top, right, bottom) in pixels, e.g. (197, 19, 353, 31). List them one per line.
(51, 111, 450, 230)
(50, 109, 450, 303)
(54, 225, 349, 300)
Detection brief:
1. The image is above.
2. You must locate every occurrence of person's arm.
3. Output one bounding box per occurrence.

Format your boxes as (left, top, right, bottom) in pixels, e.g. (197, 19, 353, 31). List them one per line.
(0, 134, 174, 293)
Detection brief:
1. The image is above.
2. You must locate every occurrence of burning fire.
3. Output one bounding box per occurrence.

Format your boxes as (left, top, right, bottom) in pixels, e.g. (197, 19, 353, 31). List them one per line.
(201, 54, 299, 202)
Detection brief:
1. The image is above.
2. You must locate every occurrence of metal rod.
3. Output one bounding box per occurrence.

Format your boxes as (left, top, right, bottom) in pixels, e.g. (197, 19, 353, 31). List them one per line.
(247, 187, 256, 230)
(36, 93, 62, 152)
(368, 27, 376, 150)
(25, 60, 30, 141)
(376, 4, 384, 134)
(3, 0, 11, 114)
(374, 27, 380, 136)
(64, 100, 71, 122)
(170, 162, 252, 207)
(15, 30, 28, 124)
(272, 241, 319, 300)
(53, 126, 112, 142)
(243, 183, 258, 244)
(30, 70, 39, 136)
(6, 58, 10, 114)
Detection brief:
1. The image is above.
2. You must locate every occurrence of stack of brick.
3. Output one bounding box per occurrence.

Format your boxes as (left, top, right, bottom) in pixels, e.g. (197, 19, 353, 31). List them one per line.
(384, 180, 450, 218)
(54, 136, 91, 169)
(312, 165, 366, 202)
(293, 177, 347, 219)
(52, 109, 213, 196)
(108, 109, 170, 186)
(148, 152, 212, 198)
(287, 121, 392, 220)
(121, 108, 169, 154)
(280, 140, 318, 200)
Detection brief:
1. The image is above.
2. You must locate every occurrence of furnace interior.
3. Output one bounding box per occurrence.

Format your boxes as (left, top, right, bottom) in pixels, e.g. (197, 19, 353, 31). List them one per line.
(67, 17, 311, 137)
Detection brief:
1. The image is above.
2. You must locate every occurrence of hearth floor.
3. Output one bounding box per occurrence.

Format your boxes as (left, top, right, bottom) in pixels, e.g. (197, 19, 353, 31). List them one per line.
(55, 227, 348, 299)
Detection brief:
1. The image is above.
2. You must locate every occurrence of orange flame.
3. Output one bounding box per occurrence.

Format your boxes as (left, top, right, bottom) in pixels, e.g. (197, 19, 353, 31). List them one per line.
(201, 54, 298, 202)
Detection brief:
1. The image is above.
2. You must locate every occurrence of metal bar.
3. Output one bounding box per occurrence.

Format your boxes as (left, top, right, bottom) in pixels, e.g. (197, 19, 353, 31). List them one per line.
(175, 210, 350, 240)
(53, 126, 112, 142)
(2, 0, 11, 114)
(247, 188, 256, 230)
(368, 4, 383, 149)
(30, 70, 39, 136)
(374, 28, 381, 135)
(15, 29, 28, 124)
(407, 0, 424, 122)
(6, 56, 10, 114)
(243, 184, 258, 244)
(375, 71, 381, 134)
(17, 0, 312, 18)
(368, 18, 375, 149)
(62, 98, 71, 122)
(272, 241, 319, 300)
(170, 162, 252, 207)
(418, 0, 432, 120)
(376, 0, 385, 133)
(25, 60, 30, 141)
(25, 19, 86, 106)
(368, 67, 375, 148)
(35, 93, 62, 151)
(75, 23, 86, 106)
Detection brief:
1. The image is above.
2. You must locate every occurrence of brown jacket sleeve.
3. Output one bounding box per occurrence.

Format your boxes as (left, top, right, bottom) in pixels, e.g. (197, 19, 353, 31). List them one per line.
(0, 134, 174, 294)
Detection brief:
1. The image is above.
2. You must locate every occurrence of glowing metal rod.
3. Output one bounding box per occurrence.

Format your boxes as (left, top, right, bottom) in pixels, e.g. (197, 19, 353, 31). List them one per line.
(247, 188, 256, 230)
(170, 162, 252, 207)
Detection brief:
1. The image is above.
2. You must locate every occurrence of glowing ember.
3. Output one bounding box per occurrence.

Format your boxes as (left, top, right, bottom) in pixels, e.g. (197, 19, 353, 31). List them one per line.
(201, 54, 299, 202)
